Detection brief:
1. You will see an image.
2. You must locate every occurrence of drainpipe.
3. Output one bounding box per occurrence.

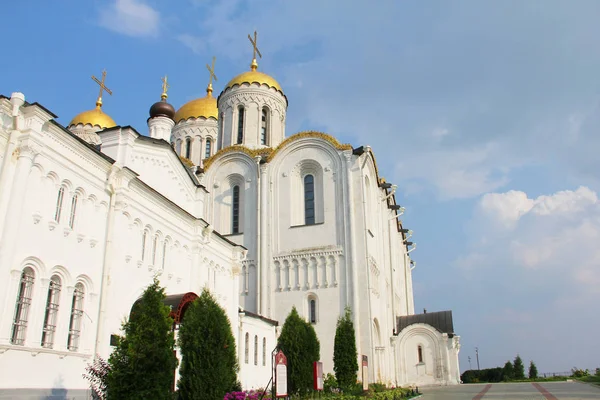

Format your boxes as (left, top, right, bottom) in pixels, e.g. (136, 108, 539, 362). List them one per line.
(93, 165, 120, 357)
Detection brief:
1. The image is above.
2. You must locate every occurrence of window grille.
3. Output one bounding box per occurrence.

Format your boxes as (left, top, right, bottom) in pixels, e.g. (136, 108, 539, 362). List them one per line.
(205, 139, 212, 159)
(254, 335, 258, 366)
(11, 267, 35, 345)
(237, 107, 245, 144)
(69, 194, 78, 229)
(55, 187, 65, 222)
(304, 175, 315, 225)
(262, 337, 266, 366)
(244, 333, 249, 364)
(141, 230, 147, 261)
(152, 235, 158, 265)
(260, 108, 268, 145)
(232, 185, 240, 234)
(67, 283, 85, 351)
(162, 240, 167, 269)
(41, 275, 62, 348)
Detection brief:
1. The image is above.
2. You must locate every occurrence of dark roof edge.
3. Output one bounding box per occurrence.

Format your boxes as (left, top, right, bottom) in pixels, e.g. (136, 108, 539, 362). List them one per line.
(239, 308, 279, 326)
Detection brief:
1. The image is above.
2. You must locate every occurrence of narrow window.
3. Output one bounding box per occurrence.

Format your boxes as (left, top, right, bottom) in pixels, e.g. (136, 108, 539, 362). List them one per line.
(205, 139, 212, 159)
(162, 240, 167, 269)
(232, 185, 240, 234)
(141, 230, 148, 261)
(41, 275, 62, 348)
(69, 194, 78, 229)
(304, 175, 315, 225)
(418, 345, 423, 363)
(237, 107, 245, 144)
(260, 108, 268, 145)
(262, 337, 267, 366)
(244, 333, 249, 364)
(11, 267, 35, 345)
(55, 186, 65, 223)
(219, 113, 224, 149)
(152, 235, 158, 265)
(310, 298, 316, 324)
(67, 283, 85, 351)
(185, 137, 192, 159)
(254, 335, 258, 366)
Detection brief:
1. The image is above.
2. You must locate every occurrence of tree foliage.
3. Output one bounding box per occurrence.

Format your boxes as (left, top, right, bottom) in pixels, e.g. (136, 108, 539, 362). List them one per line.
(83, 356, 110, 399)
(177, 289, 239, 400)
(502, 361, 514, 380)
(333, 307, 358, 389)
(513, 355, 525, 379)
(529, 360, 538, 379)
(106, 278, 177, 400)
(277, 307, 320, 395)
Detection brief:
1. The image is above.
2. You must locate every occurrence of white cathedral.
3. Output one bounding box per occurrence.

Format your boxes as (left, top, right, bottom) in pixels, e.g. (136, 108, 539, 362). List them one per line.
(0, 37, 460, 398)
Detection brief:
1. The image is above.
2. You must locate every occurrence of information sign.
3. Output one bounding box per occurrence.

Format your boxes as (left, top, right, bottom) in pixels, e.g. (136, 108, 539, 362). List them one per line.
(313, 361, 323, 390)
(275, 350, 288, 398)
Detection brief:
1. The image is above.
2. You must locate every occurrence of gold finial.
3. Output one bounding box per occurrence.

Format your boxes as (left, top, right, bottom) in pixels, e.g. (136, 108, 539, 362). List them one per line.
(91, 69, 112, 108)
(205, 56, 217, 97)
(161, 75, 169, 100)
(248, 30, 262, 71)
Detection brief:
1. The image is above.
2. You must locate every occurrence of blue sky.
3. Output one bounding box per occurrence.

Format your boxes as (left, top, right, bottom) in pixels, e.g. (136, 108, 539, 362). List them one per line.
(3, 0, 600, 374)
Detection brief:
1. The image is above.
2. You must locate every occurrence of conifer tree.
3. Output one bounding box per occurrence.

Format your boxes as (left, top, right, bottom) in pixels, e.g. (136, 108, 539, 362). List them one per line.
(502, 361, 514, 380)
(333, 307, 358, 389)
(177, 289, 239, 400)
(529, 360, 538, 379)
(106, 278, 177, 400)
(277, 307, 321, 395)
(513, 355, 525, 379)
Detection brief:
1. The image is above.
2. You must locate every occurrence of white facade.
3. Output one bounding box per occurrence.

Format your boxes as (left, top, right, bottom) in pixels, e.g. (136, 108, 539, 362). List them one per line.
(0, 61, 459, 397)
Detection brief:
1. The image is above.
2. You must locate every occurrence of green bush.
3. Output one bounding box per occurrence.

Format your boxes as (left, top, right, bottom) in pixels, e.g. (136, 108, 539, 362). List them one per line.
(334, 307, 359, 390)
(528, 361, 538, 379)
(513, 355, 525, 380)
(106, 279, 177, 400)
(177, 289, 239, 400)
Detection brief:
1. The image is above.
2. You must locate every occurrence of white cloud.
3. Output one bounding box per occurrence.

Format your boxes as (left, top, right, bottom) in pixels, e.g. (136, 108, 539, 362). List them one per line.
(177, 34, 205, 54)
(98, 0, 160, 38)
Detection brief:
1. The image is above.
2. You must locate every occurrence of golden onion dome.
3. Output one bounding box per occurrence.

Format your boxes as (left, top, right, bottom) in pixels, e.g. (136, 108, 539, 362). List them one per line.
(69, 104, 116, 129)
(225, 70, 283, 93)
(174, 85, 218, 123)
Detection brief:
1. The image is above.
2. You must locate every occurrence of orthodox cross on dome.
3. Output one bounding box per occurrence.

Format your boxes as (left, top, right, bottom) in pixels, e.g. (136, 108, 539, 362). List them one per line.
(205, 56, 217, 96)
(91, 69, 112, 108)
(248, 30, 262, 71)
(161, 75, 169, 100)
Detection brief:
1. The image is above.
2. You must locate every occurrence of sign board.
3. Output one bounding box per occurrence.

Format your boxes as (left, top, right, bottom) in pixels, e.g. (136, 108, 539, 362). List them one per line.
(275, 350, 288, 398)
(313, 361, 324, 390)
(362, 355, 369, 391)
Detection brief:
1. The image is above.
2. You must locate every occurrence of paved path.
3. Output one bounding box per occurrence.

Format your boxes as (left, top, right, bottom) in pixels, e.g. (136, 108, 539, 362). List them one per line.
(420, 381, 600, 399)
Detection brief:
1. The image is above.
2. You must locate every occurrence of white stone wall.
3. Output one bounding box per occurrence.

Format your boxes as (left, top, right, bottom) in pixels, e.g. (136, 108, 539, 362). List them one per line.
(171, 118, 218, 167)
(237, 313, 277, 390)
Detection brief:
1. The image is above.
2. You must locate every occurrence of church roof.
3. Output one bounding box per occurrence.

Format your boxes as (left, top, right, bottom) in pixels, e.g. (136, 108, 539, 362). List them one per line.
(396, 310, 455, 335)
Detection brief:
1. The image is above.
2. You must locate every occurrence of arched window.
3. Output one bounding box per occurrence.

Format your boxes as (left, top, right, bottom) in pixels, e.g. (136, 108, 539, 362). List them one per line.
(67, 283, 85, 351)
(309, 298, 317, 323)
(237, 106, 245, 144)
(11, 267, 35, 345)
(141, 230, 148, 261)
(244, 332, 249, 364)
(205, 139, 212, 159)
(161, 240, 168, 269)
(304, 175, 315, 225)
(55, 186, 65, 223)
(152, 234, 158, 265)
(254, 335, 258, 365)
(262, 337, 267, 366)
(41, 275, 62, 348)
(418, 345, 424, 363)
(185, 137, 192, 159)
(232, 185, 240, 234)
(260, 108, 269, 145)
(69, 194, 78, 229)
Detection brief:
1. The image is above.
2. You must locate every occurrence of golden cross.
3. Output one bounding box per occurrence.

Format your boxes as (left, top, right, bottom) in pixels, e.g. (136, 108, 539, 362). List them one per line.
(91, 69, 112, 107)
(248, 30, 262, 62)
(206, 56, 217, 86)
(161, 75, 169, 99)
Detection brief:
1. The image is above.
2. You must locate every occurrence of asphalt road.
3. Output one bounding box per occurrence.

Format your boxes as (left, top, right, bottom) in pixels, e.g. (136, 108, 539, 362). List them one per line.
(420, 381, 600, 399)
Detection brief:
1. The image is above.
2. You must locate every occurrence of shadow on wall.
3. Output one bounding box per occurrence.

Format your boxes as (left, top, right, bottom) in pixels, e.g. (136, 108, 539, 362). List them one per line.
(44, 376, 67, 400)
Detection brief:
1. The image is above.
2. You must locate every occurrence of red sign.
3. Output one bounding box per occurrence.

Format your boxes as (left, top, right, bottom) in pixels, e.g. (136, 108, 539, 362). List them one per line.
(313, 361, 324, 390)
(275, 350, 288, 398)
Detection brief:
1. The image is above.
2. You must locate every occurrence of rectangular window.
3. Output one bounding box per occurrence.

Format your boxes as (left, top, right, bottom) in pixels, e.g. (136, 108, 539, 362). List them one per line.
(55, 187, 65, 223)
(304, 175, 315, 225)
(11, 268, 35, 345)
(68, 194, 78, 229)
(67, 285, 85, 351)
(254, 335, 258, 366)
(232, 185, 240, 234)
(237, 107, 245, 144)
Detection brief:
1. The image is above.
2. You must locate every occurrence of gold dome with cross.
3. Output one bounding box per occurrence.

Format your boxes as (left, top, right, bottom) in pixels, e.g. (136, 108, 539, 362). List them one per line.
(69, 70, 117, 129)
(224, 31, 283, 93)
